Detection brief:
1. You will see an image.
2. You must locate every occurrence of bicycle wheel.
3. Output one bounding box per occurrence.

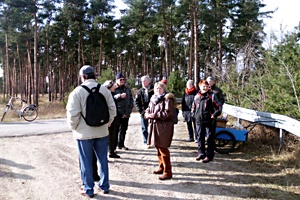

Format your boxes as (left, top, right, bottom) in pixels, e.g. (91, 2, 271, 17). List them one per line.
(1, 105, 10, 122)
(215, 130, 236, 154)
(22, 106, 38, 122)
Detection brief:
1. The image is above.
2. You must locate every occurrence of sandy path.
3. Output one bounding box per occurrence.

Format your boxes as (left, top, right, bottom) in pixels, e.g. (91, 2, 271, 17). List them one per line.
(0, 115, 298, 199)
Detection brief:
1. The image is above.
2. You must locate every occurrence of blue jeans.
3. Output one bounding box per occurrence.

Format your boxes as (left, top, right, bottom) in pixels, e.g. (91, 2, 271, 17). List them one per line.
(77, 136, 109, 196)
(141, 117, 149, 144)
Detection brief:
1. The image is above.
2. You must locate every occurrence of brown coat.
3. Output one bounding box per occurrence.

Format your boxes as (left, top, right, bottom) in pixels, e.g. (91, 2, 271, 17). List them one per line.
(144, 93, 176, 148)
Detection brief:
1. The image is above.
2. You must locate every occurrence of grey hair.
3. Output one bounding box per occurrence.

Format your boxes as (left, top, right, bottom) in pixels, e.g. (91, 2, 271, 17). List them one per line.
(141, 75, 151, 82)
(186, 79, 194, 87)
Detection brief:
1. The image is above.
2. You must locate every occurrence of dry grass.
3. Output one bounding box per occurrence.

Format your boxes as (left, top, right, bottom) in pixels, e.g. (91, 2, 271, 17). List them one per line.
(217, 114, 300, 182)
(0, 94, 66, 121)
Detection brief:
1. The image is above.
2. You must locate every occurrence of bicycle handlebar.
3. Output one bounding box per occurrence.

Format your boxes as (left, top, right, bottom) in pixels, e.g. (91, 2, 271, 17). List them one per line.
(8, 95, 19, 99)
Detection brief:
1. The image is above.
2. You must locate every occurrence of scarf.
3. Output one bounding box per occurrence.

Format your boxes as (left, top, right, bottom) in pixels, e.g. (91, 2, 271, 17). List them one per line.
(143, 85, 151, 103)
(185, 86, 196, 95)
(151, 93, 165, 105)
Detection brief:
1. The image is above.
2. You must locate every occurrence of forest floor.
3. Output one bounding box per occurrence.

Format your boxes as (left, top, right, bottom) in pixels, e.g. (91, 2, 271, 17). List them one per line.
(0, 97, 300, 200)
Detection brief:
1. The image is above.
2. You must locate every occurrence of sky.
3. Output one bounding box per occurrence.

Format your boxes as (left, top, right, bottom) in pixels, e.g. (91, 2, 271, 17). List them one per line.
(0, 0, 299, 78)
(262, 0, 300, 37)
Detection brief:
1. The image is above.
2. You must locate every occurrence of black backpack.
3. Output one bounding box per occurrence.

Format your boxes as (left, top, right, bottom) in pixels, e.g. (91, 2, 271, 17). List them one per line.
(81, 84, 110, 126)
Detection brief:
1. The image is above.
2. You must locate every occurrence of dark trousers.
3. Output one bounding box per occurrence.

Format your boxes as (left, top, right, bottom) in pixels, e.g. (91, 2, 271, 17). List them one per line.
(109, 117, 120, 154)
(187, 119, 196, 140)
(195, 122, 216, 159)
(118, 117, 129, 148)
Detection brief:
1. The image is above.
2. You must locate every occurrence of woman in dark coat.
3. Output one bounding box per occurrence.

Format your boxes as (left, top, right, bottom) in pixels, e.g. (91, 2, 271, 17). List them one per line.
(144, 81, 176, 180)
(181, 79, 197, 142)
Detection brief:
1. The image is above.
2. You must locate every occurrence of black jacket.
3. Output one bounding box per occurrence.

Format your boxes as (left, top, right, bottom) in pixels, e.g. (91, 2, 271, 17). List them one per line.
(210, 84, 225, 105)
(181, 89, 197, 122)
(192, 91, 222, 125)
(114, 84, 134, 118)
(134, 84, 154, 116)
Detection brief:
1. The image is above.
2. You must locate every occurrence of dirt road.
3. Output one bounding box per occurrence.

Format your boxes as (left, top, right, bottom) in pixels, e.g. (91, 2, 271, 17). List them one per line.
(0, 114, 299, 200)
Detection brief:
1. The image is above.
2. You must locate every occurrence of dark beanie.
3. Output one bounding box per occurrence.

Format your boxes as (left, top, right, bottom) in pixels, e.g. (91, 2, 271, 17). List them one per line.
(116, 72, 125, 80)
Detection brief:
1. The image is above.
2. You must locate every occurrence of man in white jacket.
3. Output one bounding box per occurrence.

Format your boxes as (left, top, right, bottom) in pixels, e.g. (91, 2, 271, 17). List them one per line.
(66, 65, 116, 198)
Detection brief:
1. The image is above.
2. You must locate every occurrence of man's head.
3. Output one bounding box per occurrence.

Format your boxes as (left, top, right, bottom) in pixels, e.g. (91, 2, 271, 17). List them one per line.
(79, 65, 95, 81)
(206, 76, 215, 87)
(116, 72, 125, 86)
(141, 75, 151, 88)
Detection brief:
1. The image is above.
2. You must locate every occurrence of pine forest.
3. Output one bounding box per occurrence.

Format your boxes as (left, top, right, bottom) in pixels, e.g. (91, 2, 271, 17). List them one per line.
(0, 0, 299, 119)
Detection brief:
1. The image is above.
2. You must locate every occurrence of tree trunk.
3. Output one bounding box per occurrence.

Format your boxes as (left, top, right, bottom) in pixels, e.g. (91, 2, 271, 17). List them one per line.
(189, 3, 194, 81)
(34, 8, 39, 106)
(161, 1, 169, 78)
(169, 4, 173, 71)
(27, 40, 32, 102)
(5, 20, 11, 96)
(193, 1, 199, 86)
(143, 44, 146, 74)
(99, 24, 103, 76)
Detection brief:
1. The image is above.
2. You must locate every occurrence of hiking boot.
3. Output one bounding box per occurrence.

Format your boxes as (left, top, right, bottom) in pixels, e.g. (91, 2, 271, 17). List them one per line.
(153, 169, 163, 174)
(158, 174, 172, 180)
(109, 153, 120, 158)
(196, 155, 206, 161)
(202, 157, 212, 163)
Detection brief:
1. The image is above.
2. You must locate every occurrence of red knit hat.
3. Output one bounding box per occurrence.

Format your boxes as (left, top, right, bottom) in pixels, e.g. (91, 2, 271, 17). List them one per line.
(161, 79, 167, 85)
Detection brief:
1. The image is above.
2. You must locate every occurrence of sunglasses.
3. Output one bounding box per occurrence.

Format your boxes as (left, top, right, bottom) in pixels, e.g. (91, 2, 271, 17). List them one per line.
(119, 78, 125, 81)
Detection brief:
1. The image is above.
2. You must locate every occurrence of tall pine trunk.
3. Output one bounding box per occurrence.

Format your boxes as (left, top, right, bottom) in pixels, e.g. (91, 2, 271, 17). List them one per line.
(34, 9, 39, 105)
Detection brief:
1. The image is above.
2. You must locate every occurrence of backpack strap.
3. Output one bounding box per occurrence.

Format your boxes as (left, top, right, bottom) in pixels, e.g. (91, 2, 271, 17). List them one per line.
(96, 84, 101, 92)
(81, 84, 101, 93)
(81, 85, 92, 93)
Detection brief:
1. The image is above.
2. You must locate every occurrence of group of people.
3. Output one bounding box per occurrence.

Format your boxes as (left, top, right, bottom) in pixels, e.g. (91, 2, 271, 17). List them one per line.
(182, 77, 224, 163)
(66, 65, 224, 198)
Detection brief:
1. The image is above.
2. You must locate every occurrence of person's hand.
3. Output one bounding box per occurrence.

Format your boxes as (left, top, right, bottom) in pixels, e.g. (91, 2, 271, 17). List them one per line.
(148, 113, 155, 119)
(211, 114, 215, 119)
(121, 93, 126, 98)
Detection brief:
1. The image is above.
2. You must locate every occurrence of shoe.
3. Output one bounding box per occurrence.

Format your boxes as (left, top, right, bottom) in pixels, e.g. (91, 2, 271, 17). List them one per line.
(79, 186, 94, 198)
(196, 155, 206, 161)
(118, 146, 129, 150)
(202, 157, 212, 163)
(103, 190, 109, 194)
(96, 186, 109, 194)
(147, 145, 151, 149)
(187, 138, 193, 142)
(109, 153, 121, 158)
(158, 174, 172, 180)
(194, 140, 198, 143)
(153, 169, 163, 174)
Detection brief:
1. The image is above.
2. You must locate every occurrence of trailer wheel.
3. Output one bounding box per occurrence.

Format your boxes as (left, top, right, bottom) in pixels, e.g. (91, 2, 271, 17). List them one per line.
(215, 130, 236, 154)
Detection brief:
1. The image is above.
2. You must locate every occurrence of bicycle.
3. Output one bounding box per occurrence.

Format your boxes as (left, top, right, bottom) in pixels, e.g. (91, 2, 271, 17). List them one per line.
(1, 95, 38, 122)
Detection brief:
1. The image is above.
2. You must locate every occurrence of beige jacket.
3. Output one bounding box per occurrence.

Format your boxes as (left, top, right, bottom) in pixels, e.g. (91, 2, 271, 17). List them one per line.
(66, 79, 117, 140)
